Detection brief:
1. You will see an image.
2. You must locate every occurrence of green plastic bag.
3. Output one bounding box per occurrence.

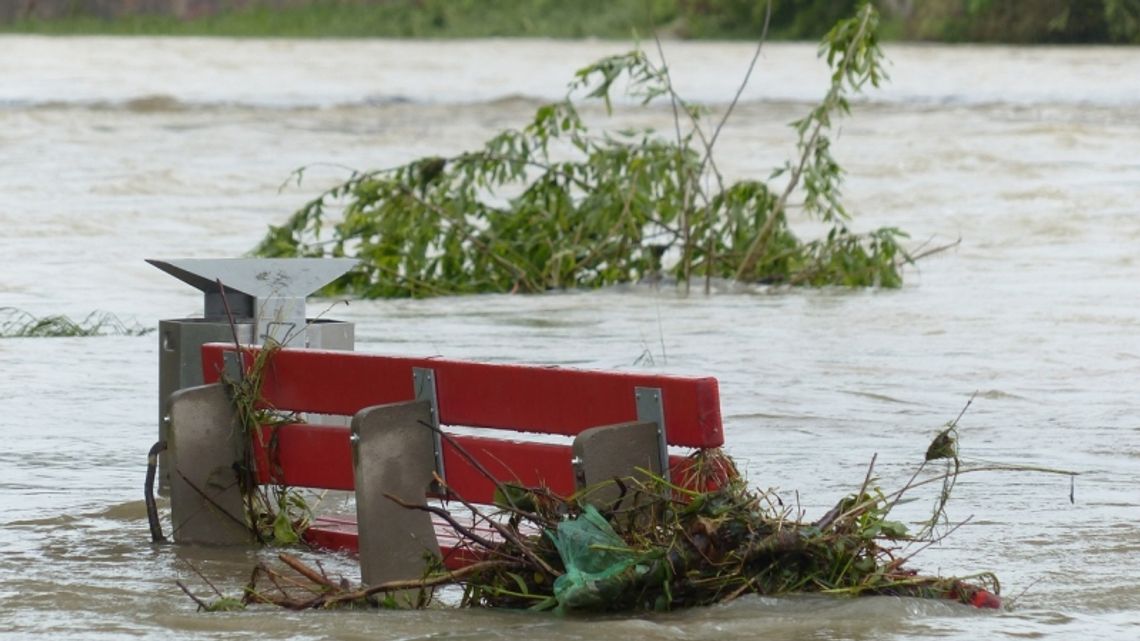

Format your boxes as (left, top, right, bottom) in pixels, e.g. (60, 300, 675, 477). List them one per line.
(547, 505, 640, 611)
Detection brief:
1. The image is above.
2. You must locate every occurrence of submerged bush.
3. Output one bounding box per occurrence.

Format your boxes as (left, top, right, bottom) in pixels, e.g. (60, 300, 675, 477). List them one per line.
(255, 3, 910, 297)
(0, 307, 150, 338)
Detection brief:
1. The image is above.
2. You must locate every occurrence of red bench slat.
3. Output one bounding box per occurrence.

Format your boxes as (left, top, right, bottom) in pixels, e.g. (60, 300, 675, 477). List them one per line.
(251, 423, 577, 501)
(252, 423, 355, 490)
(202, 343, 723, 448)
(440, 435, 577, 502)
(303, 515, 494, 570)
(252, 423, 706, 501)
(256, 422, 722, 560)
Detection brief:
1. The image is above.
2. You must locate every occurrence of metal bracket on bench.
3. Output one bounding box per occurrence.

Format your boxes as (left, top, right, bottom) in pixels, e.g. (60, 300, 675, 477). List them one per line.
(412, 367, 446, 490)
(635, 386, 669, 483)
(222, 349, 245, 382)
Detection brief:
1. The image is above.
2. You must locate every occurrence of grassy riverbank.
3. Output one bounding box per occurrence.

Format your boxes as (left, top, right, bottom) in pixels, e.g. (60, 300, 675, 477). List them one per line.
(1, 0, 1137, 43)
(0, 1, 682, 39)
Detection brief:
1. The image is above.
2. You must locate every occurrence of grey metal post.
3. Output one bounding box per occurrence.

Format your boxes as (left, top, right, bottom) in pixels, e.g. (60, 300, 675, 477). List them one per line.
(571, 421, 663, 511)
(352, 399, 442, 604)
(165, 383, 252, 545)
(571, 387, 669, 512)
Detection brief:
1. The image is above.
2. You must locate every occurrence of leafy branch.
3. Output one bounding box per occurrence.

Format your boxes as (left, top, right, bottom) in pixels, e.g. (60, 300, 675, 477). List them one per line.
(254, 2, 911, 298)
(736, 2, 888, 280)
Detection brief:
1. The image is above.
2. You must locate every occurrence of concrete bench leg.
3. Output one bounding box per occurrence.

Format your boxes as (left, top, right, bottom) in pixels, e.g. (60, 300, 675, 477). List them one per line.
(572, 420, 664, 511)
(352, 399, 441, 605)
(166, 383, 253, 545)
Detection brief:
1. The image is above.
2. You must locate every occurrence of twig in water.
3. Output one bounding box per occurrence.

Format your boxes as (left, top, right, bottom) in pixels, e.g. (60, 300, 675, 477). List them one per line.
(215, 278, 243, 357)
(951, 392, 976, 429)
(414, 419, 550, 526)
(330, 559, 525, 606)
(909, 237, 962, 262)
(176, 580, 211, 611)
(856, 453, 878, 505)
(184, 560, 225, 598)
(1002, 576, 1044, 609)
(382, 493, 499, 551)
(899, 515, 973, 564)
(277, 162, 363, 194)
(814, 453, 877, 531)
(430, 471, 562, 578)
(279, 553, 337, 590)
(707, 1, 772, 153)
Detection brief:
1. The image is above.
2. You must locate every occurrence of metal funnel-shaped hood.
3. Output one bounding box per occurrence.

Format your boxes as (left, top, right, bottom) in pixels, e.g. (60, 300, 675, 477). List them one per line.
(147, 258, 357, 299)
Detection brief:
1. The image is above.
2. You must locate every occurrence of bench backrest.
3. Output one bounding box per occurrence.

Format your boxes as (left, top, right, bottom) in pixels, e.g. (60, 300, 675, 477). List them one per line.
(200, 342, 723, 503)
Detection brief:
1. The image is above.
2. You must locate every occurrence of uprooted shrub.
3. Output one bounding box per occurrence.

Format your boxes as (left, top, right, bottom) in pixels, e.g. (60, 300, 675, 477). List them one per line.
(253, 3, 912, 298)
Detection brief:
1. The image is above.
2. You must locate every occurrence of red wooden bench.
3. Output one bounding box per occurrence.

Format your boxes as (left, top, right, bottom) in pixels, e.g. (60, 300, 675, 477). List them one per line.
(165, 342, 725, 595)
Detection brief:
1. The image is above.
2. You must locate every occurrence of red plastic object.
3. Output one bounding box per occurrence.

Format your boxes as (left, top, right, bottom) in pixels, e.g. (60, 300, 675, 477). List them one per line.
(942, 580, 1003, 609)
(969, 589, 1002, 609)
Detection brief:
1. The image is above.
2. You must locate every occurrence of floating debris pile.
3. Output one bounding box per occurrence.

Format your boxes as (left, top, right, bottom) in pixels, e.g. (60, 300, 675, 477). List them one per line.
(186, 439, 1023, 614)
(449, 450, 1003, 612)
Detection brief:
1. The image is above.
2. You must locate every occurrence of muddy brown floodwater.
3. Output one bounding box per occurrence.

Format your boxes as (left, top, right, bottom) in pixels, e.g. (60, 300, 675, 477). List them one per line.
(1, 36, 1138, 640)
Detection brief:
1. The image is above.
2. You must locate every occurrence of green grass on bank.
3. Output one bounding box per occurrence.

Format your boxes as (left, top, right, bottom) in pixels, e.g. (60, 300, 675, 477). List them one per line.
(0, 0, 887, 41)
(2, 1, 709, 39)
(1, 0, 1136, 43)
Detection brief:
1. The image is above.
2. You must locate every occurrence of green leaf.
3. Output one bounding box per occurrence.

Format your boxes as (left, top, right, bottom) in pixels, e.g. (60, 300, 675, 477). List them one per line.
(879, 520, 909, 540)
(272, 511, 300, 545)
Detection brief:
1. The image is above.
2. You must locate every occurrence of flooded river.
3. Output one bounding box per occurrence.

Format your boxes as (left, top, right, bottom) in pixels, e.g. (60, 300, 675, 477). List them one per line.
(1, 36, 1138, 639)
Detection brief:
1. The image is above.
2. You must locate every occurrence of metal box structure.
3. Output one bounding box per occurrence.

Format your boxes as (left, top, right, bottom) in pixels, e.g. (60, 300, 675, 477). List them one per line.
(149, 258, 357, 488)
